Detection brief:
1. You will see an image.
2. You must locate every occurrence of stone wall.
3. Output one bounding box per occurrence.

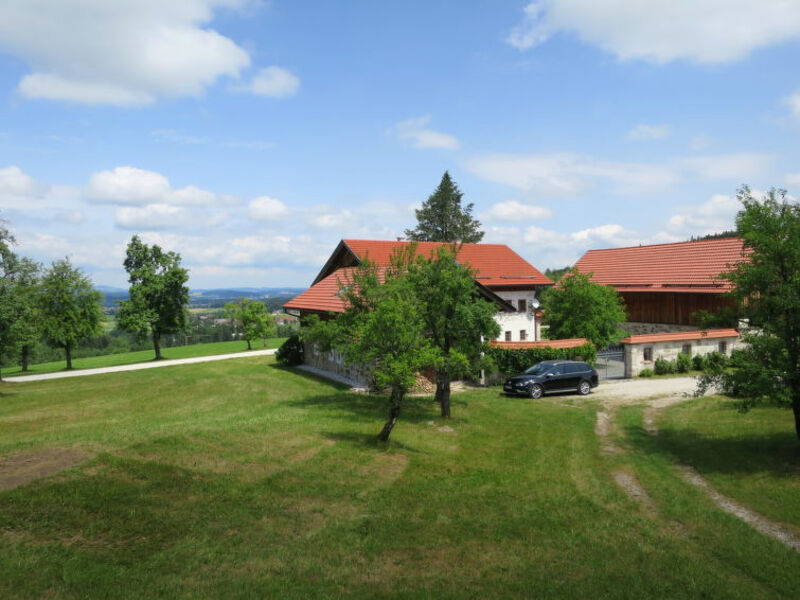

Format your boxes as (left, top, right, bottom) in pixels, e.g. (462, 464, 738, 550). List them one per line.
(303, 342, 371, 387)
(625, 335, 741, 377)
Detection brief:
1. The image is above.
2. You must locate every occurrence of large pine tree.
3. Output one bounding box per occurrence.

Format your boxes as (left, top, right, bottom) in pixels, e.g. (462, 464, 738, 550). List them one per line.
(405, 172, 484, 243)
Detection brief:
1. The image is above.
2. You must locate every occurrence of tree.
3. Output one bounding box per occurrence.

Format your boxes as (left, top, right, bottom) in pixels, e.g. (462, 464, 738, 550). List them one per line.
(10, 257, 41, 372)
(405, 171, 484, 243)
(38, 258, 103, 370)
(541, 268, 627, 349)
(305, 259, 434, 441)
(697, 187, 800, 440)
(224, 298, 276, 350)
(405, 244, 499, 417)
(117, 236, 189, 360)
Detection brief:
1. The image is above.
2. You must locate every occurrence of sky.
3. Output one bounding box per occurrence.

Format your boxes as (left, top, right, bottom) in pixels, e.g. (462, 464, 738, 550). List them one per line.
(1, 0, 799, 289)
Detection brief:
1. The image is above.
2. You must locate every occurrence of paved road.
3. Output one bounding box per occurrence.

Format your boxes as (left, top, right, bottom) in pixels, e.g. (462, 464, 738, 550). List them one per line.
(592, 376, 698, 406)
(4, 348, 278, 383)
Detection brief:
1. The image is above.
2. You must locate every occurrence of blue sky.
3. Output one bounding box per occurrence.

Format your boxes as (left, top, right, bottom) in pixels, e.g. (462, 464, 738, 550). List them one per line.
(1, 0, 799, 288)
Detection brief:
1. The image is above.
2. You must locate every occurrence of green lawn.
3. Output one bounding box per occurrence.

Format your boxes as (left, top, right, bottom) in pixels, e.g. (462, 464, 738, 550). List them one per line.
(0, 360, 799, 598)
(2, 338, 287, 378)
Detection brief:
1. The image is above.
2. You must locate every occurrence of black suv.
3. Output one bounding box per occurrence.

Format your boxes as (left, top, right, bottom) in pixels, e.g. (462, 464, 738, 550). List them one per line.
(503, 360, 599, 399)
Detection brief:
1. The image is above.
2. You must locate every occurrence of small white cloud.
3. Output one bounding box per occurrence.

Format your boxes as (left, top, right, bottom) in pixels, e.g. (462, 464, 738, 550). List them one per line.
(506, 1, 800, 63)
(85, 166, 231, 206)
(115, 204, 188, 230)
(665, 193, 740, 236)
(248, 196, 289, 220)
(241, 66, 300, 98)
(786, 91, 800, 121)
(0, 165, 47, 198)
(392, 115, 460, 150)
(310, 209, 354, 229)
(481, 200, 553, 222)
(784, 172, 800, 187)
(627, 124, 670, 140)
(681, 153, 772, 180)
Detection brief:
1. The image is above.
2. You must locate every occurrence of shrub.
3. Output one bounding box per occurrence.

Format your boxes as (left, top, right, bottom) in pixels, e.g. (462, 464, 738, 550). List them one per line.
(676, 352, 692, 373)
(485, 343, 597, 379)
(639, 368, 654, 378)
(654, 357, 675, 375)
(692, 353, 706, 371)
(276, 333, 304, 366)
(704, 351, 728, 372)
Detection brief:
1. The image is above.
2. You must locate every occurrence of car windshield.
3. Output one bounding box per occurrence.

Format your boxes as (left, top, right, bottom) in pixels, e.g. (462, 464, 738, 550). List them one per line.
(524, 364, 551, 376)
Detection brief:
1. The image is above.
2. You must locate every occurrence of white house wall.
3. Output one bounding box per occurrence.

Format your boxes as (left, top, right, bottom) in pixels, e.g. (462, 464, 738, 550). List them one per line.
(493, 289, 541, 342)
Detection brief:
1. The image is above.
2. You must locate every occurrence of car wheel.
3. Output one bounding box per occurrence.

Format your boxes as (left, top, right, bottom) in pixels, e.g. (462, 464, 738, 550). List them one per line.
(528, 384, 543, 399)
(578, 380, 591, 396)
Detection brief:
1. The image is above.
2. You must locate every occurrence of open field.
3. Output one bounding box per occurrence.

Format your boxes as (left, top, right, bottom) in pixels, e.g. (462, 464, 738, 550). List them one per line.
(2, 339, 287, 379)
(1, 358, 799, 598)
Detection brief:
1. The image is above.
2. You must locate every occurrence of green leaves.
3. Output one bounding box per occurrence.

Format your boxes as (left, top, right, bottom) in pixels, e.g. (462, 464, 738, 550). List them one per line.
(224, 298, 275, 349)
(405, 172, 484, 243)
(541, 268, 627, 349)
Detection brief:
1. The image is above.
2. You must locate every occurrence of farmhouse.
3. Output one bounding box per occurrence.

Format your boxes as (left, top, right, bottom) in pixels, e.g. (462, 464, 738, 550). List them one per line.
(574, 237, 746, 333)
(284, 239, 553, 342)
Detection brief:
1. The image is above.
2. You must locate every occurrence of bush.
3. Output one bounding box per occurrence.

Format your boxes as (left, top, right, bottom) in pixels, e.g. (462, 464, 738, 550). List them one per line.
(276, 333, 304, 366)
(691, 353, 706, 371)
(676, 352, 692, 373)
(639, 368, 654, 378)
(485, 343, 597, 379)
(654, 357, 675, 375)
(704, 351, 729, 371)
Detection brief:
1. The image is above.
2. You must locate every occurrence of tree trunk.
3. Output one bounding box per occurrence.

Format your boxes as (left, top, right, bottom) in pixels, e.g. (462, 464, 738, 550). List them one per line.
(20, 345, 31, 372)
(435, 370, 452, 418)
(65, 345, 73, 370)
(378, 388, 403, 441)
(247, 338, 252, 350)
(153, 331, 162, 360)
(792, 383, 800, 440)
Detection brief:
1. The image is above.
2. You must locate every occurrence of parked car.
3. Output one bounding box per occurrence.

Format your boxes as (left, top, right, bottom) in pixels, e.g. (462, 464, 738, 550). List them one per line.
(503, 360, 599, 399)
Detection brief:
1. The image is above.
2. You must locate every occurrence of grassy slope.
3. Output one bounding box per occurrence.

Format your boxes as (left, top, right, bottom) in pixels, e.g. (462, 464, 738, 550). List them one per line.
(2, 339, 287, 378)
(0, 361, 798, 598)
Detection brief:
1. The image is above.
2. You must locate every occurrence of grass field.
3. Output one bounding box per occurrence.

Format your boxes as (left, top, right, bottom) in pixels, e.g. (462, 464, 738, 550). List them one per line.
(1, 358, 799, 598)
(2, 339, 287, 378)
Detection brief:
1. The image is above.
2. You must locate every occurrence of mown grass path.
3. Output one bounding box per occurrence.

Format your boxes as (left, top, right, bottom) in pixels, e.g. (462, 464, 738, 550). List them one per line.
(0, 358, 799, 598)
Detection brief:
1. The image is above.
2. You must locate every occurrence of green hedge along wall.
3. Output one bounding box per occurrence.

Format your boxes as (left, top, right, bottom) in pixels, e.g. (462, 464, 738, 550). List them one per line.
(486, 343, 597, 378)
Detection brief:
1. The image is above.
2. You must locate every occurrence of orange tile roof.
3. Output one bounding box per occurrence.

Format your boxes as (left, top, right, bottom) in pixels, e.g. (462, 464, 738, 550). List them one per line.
(284, 267, 364, 313)
(489, 338, 589, 350)
(620, 328, 740, 345)
(574, 237, 746, 293)
(342, 239, 552, 287)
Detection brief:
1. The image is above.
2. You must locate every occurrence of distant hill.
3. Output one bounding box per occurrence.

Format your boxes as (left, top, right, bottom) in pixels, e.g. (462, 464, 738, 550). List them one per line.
(97, 287, 306, 308)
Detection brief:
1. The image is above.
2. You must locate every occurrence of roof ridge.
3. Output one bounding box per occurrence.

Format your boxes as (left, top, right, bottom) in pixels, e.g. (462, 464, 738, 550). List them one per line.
(582, 237, 742, 254)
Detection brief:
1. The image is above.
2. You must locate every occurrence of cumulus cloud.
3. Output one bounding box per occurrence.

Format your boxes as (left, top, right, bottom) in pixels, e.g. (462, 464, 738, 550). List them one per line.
(627, 124, 670, 140)
(786, 91, 800, 121)
(309, 208, 355, 229)
(507, 0, 800, 63)
(239, 66, 300, 98)
(115, 204, 190, 230)
(665, 193, 740, 236)
(680, 153, 772, 181)
(481, 200, 552, 222)
(248, 196, 289, 220)
(0, 0, 251, 105)
(0, 165, 47, 198)
(85, 166, 236, 206)
(392, 116, 460, 150)
(466, 153, 676, 195)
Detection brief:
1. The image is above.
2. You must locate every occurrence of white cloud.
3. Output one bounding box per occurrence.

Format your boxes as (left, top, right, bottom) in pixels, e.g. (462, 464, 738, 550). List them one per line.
(786, 91, 800, 121)
(784, 173, 800, 187)
(688, 135, 713, 151)
(248, 196, 289, 220)
(466, 153, 676, 195)
(481, 200, 552, 222)
(507, 1, 800, 63)
(0, 165, 47, 198)
(680, 153, 772, 181)
(309, 208, 355, 229)
(55, 210, 85, 225)
(240, 66, 300, 98)
(392, 116, 460, 150)
(115, 204, 189, 230)
(86, 166, 235, 206)
(665, 193, 740, 235)
(627, 124, 670, 140)
(0, 0, 251, 105)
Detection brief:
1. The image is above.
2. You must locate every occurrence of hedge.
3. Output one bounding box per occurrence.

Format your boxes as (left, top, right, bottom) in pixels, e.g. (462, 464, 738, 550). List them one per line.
(485, 343, 597, 377)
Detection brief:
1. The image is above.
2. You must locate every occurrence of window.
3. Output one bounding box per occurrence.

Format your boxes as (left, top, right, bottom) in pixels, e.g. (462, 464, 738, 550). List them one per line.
(520, 330, 527, 341)
(549, 365, 564, 375)
(517, 299, 527, 313)
(682, 344, 691, 355)
(566, 364, 584, 374)
(643, 347, 653, 362)
(718, 341, 727, 354)
(505, 331, 512, 341)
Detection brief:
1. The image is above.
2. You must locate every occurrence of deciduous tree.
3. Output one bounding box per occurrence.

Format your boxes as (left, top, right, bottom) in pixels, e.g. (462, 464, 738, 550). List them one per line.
(697, 187, 800, 440)
(118, 236, 189, 360)
(38, 258, 103, 370)
(541, 268, 626, 349)
(224, 298, 276, 350)
(405, 171, 484, 243)
(406, 244, 499, 417)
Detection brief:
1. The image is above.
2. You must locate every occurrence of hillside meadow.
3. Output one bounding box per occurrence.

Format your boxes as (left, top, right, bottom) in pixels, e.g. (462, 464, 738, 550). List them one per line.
(0, 356, 799, 598)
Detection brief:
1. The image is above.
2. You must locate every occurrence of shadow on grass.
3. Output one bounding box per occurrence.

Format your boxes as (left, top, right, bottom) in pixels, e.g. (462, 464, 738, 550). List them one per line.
(624, 421, 800, 477)
(287, 390, 439, 426)
(321, 431, 422, 453)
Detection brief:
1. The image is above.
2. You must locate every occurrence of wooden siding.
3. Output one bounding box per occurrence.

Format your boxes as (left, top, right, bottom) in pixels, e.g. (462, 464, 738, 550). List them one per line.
(621, 292, 734, 325)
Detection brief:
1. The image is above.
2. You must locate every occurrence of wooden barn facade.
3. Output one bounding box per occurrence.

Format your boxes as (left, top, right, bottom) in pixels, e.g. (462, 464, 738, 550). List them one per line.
(575, 237, 746, 327)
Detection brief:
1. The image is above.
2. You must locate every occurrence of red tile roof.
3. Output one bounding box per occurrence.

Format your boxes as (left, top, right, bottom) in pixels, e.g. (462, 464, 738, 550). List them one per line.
(284, 267, 365, 313)
(574, 237, 746, 293)
(620, 328, 739, 345)
(342, 239, 551, 288)
(489, 338, 589, 350)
